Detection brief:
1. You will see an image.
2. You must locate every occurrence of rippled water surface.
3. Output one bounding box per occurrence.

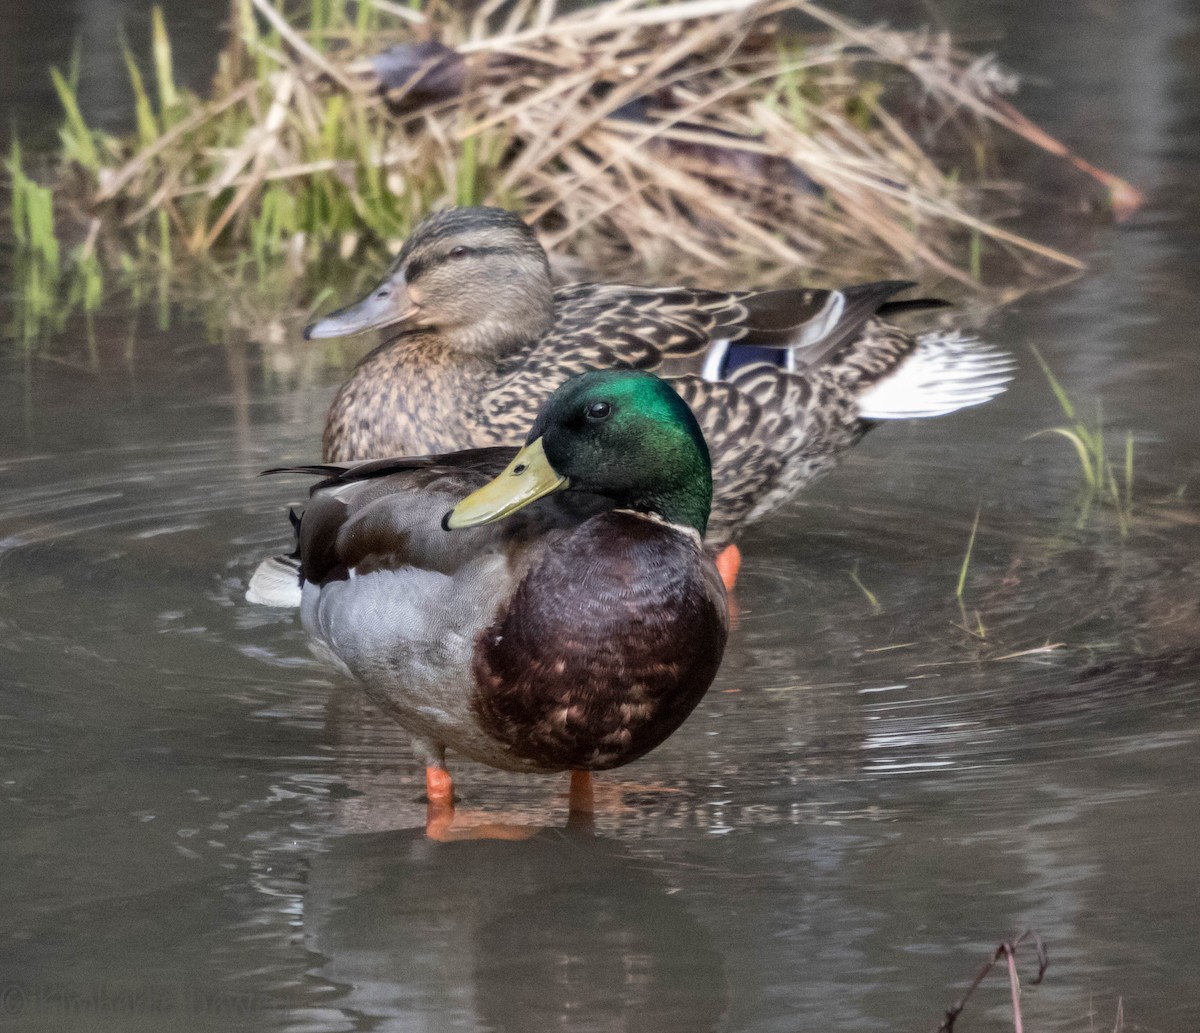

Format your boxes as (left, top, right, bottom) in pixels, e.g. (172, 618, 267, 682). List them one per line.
(3, 2, 1200, 1030)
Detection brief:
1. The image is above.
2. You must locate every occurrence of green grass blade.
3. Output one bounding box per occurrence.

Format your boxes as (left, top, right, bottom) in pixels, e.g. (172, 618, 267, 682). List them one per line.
(158, 208, 172, 270)
(1028, 344, 1078, 423)
(1124, 432, 1134, 511)
(151, 6, 180, 119)
(1028, 427, 1097, 485)
(50, 67, 100, 171)
(457, 131, 478, 206)
(8, 137, 28, 246)
(956, 504, 981, 601)
(847, 563, 881, 614)
(29, 185, 60, 273)
(122, 40, 160, 146)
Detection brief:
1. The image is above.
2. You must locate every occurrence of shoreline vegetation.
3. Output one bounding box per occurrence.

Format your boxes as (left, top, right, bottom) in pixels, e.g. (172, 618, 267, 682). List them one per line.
(9, 0, 1142, 341)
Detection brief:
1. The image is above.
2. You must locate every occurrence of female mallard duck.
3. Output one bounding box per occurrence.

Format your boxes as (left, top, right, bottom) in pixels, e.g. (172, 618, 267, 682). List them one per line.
(253, 369, 727, 819)
(305, 206, 1014, 580)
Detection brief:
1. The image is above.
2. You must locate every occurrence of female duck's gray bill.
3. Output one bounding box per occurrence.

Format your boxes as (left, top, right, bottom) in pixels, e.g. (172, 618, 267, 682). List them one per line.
(304, 274, 417, 339)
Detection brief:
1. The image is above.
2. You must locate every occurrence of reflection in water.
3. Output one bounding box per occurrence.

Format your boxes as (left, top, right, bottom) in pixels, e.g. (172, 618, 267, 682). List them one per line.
(305, 830, 728, 1033)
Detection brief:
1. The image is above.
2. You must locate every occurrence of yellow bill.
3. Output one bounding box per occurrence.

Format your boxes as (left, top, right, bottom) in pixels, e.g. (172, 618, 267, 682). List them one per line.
(444, 438, 568, 529)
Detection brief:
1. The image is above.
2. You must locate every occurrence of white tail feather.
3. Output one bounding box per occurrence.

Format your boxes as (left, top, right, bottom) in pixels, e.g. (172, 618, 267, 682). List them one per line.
(856, 332, 1015, 420)
(246, 555, 303, 607)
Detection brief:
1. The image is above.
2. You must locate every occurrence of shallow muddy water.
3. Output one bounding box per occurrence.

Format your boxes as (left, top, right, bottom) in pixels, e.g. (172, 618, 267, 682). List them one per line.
(2, 2, 1200, 1031)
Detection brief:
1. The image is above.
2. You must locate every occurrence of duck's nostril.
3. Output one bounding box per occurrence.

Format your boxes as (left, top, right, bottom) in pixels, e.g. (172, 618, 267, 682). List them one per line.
(513, 464, 527, 475)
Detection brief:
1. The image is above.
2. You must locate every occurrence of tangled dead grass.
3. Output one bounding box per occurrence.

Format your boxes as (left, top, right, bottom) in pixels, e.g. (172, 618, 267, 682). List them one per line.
(13, 0, 1143, 342)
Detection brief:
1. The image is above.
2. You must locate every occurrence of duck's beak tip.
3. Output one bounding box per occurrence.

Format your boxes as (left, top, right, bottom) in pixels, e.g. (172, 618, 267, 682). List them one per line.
(302, 272, 412, 340)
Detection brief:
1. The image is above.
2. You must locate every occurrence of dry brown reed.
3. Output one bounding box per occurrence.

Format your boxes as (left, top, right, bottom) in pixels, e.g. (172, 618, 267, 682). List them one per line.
(30, 0, 1144, 313)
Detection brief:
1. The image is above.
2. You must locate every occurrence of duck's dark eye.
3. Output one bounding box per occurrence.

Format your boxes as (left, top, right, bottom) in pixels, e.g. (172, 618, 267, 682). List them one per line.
(376, 288, 390, 299)
(447, 245, 473, 260)
(585, 401, 612, 421)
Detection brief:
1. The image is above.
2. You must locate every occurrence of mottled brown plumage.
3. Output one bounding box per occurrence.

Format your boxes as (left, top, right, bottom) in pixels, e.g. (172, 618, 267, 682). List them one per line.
(308, 207, 1014, 547)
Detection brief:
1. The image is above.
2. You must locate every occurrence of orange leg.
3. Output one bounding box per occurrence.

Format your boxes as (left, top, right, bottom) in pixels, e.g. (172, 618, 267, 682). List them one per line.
(426, 765, 455, 807)
(715, 543, 742, 593)
(568, 769, 595, 815)
(424, 765, 456, 838)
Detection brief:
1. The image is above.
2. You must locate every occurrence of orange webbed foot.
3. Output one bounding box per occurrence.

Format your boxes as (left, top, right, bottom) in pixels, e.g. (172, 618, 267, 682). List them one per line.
(427, 806, 544, 839)
(423, 765, 544, 841)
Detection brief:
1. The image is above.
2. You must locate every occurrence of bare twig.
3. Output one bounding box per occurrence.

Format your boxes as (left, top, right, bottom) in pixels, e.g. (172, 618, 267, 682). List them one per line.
(937, 930, 1049, 1033)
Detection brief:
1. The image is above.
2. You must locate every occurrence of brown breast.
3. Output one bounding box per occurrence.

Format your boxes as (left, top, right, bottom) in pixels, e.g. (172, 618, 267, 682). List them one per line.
(470, 512, 728, 772)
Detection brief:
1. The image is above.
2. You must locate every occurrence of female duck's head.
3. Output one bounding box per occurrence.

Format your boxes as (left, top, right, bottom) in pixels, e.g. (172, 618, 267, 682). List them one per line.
(446, 370, 713, 536)
(304, 206, 555, 354)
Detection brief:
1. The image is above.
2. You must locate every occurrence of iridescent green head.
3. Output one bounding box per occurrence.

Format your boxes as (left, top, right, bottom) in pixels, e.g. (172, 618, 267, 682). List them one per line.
(446, 370, 713, 535)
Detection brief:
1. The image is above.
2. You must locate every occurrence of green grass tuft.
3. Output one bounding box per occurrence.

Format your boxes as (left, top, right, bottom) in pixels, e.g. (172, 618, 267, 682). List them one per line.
(1029, 345, 1135, 535)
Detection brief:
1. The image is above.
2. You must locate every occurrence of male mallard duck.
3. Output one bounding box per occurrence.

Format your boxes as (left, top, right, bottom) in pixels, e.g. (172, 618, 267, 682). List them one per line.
(252, 369, 728, 819)
(306, 205, 1014, 576)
